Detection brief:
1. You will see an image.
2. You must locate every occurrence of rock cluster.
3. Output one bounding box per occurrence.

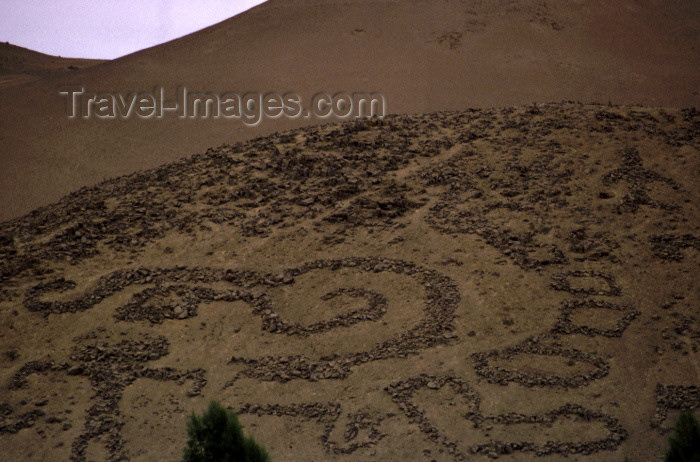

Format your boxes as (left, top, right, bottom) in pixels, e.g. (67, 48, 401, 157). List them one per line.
(552, 300, 639, 337)
(472, 333, 610, 388)
(386, 374, 627, 460)
(1, 103, 697, 459)
(550, 271, 621, 297)
(24, 257, 459, 385)
(1, 104, 696, 289)
(227, 257, 460, 383)
(8, 336, 205, 462)
(602, 146, 679, 214)
(236, 402, 385, 455)
(649, 234, 700, 261)
(652, 384, 700, 430)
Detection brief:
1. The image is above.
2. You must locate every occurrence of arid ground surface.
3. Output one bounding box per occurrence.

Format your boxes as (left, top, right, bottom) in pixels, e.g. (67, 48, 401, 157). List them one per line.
(0, 42, 104, 90)
(1, 0, 699, 461)
(1, 0, 699, 222)
(0, 103, 698, 461)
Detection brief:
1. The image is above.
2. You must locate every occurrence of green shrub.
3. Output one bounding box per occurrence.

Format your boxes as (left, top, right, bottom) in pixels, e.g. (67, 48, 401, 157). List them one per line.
(183, 400, 270, 462)
(665, 410, 700, 462)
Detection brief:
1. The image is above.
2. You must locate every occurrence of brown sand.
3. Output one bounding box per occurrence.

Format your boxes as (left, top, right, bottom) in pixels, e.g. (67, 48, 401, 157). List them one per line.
(0, 42, 104, 90)
(0, 103, 698, 461)
(1, 0, 699, 222)
(0, 1, 699, 461)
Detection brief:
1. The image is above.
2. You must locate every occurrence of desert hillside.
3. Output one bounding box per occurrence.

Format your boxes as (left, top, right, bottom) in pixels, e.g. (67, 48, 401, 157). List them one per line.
(1, 0, 699, 221)
(0, 102, 698, 461)
(0, 42, 104, 89)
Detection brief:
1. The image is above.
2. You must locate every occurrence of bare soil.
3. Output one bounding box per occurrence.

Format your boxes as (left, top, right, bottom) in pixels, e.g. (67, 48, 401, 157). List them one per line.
(0, 103, 698, 461)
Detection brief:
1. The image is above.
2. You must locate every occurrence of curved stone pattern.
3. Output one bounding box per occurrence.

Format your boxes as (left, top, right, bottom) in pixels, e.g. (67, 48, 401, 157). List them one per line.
(0, 104, 697, 459)
(386, 374, 627, 459)
(24, 267, 262, 318)
(472, 334, 610, 388)
(550, 271, 622, 297)
(236, 403, 386, 455)
(552, 300, 640, 337)
(472, 288, 639, 387)
(8, 335, 205, 462)
(23, 257, 460, 382)
(228, 257, 460, 382)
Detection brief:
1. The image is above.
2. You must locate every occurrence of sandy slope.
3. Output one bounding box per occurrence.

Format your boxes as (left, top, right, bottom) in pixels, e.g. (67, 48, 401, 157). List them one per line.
(0, 102, 698, 461)
(1, 0, 699, 222)
(0, 42, 104, 89)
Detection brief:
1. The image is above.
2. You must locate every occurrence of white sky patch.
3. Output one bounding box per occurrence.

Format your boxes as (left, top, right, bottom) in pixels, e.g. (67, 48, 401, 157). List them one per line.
(0, 0, 268, 59)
